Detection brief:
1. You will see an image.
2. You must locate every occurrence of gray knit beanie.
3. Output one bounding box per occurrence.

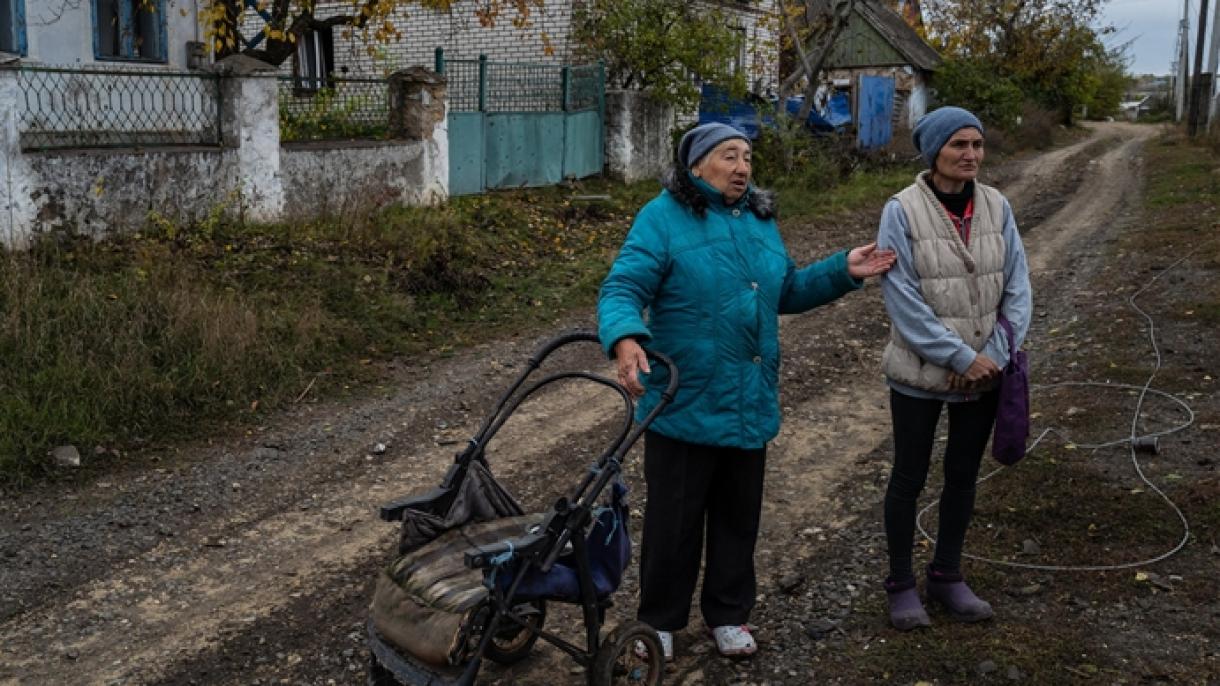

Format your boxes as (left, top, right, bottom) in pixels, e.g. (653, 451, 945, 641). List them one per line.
(677, 123, 750, 168)
(912, 107, 984, 167)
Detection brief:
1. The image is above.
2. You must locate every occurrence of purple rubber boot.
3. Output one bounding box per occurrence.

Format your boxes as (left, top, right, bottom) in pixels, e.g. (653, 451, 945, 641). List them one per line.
(884, 577, 931, 631)
(926, 567, 994, 622)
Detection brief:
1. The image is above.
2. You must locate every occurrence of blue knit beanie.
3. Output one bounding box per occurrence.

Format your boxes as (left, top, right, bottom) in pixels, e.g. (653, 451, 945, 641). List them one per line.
(677, 123, 750, 168)
(912, 107, 984, 167)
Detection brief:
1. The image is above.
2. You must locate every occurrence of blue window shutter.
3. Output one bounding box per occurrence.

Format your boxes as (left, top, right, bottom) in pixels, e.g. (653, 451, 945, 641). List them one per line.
(90, 0, 101, 58)
(16, 0, 25, 55)
(3, 0, 29, 54)
(156, 0, 166, 61)
(91, 0, 168, 62)
(118, 0, 134, 57)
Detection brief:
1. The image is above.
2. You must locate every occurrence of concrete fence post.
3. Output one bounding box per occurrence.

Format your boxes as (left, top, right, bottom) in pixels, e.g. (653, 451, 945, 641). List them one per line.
(386, 66, 449, 204)
(604, 89, 675, 183)
(0, 65, 36, 248)
(388, 67, 447, 140)
(215, 55, 285, 223)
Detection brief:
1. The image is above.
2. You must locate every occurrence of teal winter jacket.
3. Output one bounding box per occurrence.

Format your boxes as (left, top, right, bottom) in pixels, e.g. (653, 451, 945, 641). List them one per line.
(598, 176, 862, 449)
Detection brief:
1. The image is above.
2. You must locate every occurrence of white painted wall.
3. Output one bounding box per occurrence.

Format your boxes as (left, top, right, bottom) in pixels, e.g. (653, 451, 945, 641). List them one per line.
(1, 67, 449, 246)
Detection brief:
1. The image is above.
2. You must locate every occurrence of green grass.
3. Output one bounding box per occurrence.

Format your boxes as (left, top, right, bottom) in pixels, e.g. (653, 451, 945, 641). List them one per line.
(775, 165, 919, 219)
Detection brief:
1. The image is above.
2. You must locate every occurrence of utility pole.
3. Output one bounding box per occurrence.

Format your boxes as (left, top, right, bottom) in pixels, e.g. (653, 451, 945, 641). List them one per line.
(1175, 2, 1189, 122)
(1189, 0, 1212, 135)
(1209, 0, 1220, 126)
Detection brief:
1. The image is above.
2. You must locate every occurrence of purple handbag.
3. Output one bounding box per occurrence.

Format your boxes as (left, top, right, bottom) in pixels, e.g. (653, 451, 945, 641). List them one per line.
(992, 315, 1030, 466)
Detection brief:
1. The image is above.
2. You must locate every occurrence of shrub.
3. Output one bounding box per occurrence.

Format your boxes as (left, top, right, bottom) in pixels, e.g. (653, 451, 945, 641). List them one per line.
(931, 58, 1025, 130)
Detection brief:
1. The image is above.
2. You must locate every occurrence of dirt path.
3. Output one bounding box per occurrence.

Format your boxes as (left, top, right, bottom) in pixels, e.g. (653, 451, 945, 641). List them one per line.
(0, 122, 1158, 685)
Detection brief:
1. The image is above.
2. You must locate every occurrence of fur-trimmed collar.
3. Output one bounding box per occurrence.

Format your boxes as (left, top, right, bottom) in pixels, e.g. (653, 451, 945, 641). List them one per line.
(660, 166, 777, 221)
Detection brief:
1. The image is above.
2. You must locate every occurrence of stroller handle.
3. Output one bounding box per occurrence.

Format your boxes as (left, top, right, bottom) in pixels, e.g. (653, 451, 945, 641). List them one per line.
(476, 332, 679, 448)
(528, 332, 679, 398)
(529, 331, 680, 400)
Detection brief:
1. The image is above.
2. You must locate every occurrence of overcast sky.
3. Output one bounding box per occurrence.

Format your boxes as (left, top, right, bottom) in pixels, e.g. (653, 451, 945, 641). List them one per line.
(1102, 0, 1194, 75)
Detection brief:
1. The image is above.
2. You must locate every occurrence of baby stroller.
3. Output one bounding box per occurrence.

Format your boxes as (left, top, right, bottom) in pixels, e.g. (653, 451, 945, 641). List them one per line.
(367, 332, 678, 686)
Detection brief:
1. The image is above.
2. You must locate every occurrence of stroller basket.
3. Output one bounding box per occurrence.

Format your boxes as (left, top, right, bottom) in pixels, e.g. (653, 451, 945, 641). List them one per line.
(368, 332, 678, 686)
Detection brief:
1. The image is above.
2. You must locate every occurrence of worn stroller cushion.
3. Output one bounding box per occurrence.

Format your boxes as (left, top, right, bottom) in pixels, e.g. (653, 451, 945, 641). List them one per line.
(371, 514, 542, 667)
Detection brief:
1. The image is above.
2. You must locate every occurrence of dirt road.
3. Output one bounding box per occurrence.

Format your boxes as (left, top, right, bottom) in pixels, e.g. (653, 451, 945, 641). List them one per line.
(0, 122, 1180, 685)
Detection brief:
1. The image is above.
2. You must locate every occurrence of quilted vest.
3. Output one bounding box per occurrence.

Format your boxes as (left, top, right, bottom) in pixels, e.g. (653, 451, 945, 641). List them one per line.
(881, 172, 1007, 393)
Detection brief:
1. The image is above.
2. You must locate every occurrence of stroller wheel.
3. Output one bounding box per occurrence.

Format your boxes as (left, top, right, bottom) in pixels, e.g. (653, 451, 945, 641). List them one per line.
(485, 600, 547, 666)
(591, 620, 664, 686)
(366, 653, 399, 686)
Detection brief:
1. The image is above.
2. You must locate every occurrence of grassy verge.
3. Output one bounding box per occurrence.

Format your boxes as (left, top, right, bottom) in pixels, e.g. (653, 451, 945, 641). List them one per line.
(0, 153, 922, 486)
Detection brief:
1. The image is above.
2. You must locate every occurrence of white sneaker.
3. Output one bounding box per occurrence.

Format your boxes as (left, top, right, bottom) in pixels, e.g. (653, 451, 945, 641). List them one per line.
(710, 625, 757, 657)
(633, 630, 673, 661)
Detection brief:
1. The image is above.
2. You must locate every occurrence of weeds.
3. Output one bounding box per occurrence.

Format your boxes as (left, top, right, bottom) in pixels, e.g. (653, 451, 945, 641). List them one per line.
(752, 126, 922, 218)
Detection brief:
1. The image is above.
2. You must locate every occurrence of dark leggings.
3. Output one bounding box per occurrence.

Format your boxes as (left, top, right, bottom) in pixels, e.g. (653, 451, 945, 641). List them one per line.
(884, 388, 1000, 582)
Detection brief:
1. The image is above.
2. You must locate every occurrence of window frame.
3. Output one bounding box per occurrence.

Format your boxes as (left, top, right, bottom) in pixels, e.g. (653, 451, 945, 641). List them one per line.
(292, 27, 335, 95)
(91, 0, 168, 63)
(0, 0, 27, 56)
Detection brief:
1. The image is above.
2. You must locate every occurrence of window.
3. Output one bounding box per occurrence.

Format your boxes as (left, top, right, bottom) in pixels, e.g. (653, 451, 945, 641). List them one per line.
(731, 25, 747, 77)
(0, 0, 26, 55)
(293, 27, 334, 93)
(93, 0, 165, 61)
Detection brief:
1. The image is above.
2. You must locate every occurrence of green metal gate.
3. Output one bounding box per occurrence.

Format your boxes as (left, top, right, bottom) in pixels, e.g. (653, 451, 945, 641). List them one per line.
(437, 50, 605, 196)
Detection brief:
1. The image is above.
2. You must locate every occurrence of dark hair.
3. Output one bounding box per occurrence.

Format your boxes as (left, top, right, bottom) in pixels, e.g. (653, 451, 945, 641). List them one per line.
(660, 164, 777, 221)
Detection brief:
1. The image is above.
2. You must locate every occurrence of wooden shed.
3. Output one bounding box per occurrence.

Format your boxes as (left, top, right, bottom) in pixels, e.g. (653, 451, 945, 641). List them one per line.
(823, 0, 941, 131)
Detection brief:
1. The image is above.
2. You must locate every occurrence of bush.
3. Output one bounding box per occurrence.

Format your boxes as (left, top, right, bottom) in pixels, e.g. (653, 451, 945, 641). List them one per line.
(931, 58, 1024, 130)
(1014, 104, 1061, 150)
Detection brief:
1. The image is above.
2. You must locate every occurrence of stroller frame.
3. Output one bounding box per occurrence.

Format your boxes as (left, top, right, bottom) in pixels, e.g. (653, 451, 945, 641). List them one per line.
(368, 332, 678, 686)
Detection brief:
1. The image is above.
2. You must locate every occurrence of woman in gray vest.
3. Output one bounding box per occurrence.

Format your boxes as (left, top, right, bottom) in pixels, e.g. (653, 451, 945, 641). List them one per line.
(875, 106, 1032, 630)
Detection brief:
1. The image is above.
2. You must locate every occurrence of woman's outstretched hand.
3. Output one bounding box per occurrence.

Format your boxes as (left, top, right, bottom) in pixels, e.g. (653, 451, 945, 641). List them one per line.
(848, 242, 897, 278)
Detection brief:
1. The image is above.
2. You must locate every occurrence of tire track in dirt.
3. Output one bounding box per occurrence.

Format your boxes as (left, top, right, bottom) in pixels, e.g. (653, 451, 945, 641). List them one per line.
(1022, 124, 1159, 275)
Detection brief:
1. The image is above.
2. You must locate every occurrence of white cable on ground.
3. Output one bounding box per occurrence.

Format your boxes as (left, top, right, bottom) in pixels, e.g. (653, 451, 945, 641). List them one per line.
(916, 255, 1198, 572)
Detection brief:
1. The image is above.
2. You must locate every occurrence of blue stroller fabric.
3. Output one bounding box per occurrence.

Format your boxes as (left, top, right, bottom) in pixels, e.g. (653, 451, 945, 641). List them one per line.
(494, 481, 631, 601)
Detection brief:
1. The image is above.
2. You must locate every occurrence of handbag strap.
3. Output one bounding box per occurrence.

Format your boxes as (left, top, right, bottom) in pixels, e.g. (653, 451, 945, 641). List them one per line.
(996, 314, 1016, 355)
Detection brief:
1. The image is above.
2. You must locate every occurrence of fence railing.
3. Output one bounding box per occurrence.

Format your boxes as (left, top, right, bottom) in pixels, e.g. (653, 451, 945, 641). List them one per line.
(277, 76, 391, 142)
(435, 50, 604, 114)
(13, 65, 223, 151)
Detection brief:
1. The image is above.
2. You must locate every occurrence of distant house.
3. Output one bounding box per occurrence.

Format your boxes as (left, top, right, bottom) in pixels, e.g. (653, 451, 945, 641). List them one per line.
(1119, 96, 1152, 122)
(822, 0, 941, 130)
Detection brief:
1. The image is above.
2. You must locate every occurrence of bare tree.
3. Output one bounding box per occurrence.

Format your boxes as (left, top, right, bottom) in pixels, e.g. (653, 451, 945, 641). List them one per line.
(776, 0, 856, 123)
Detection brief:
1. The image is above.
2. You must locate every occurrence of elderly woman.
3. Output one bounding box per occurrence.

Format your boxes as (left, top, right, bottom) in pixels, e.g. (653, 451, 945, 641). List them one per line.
(598, 122, 895, 659)
(875, 106, 1032, 630)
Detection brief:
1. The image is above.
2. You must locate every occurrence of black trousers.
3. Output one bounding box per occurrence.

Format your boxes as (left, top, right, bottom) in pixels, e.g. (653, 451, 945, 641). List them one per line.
(884, 388, 1000, 582)
(636, 430, 767, 631)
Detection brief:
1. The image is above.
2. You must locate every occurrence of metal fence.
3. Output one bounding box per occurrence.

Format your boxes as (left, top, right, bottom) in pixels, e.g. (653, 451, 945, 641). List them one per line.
(436, 51, 604, 114)
(277, 76, 391, 142)
(14, 65, 223, 151)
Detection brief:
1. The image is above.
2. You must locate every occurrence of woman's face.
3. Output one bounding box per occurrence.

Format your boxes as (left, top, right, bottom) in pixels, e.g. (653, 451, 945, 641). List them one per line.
(934, 127, 985, 184)
(693, 139, 752, 203)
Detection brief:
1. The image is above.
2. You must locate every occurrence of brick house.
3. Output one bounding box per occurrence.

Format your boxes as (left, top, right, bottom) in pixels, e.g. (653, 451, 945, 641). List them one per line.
(296, 0, 782, 96)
